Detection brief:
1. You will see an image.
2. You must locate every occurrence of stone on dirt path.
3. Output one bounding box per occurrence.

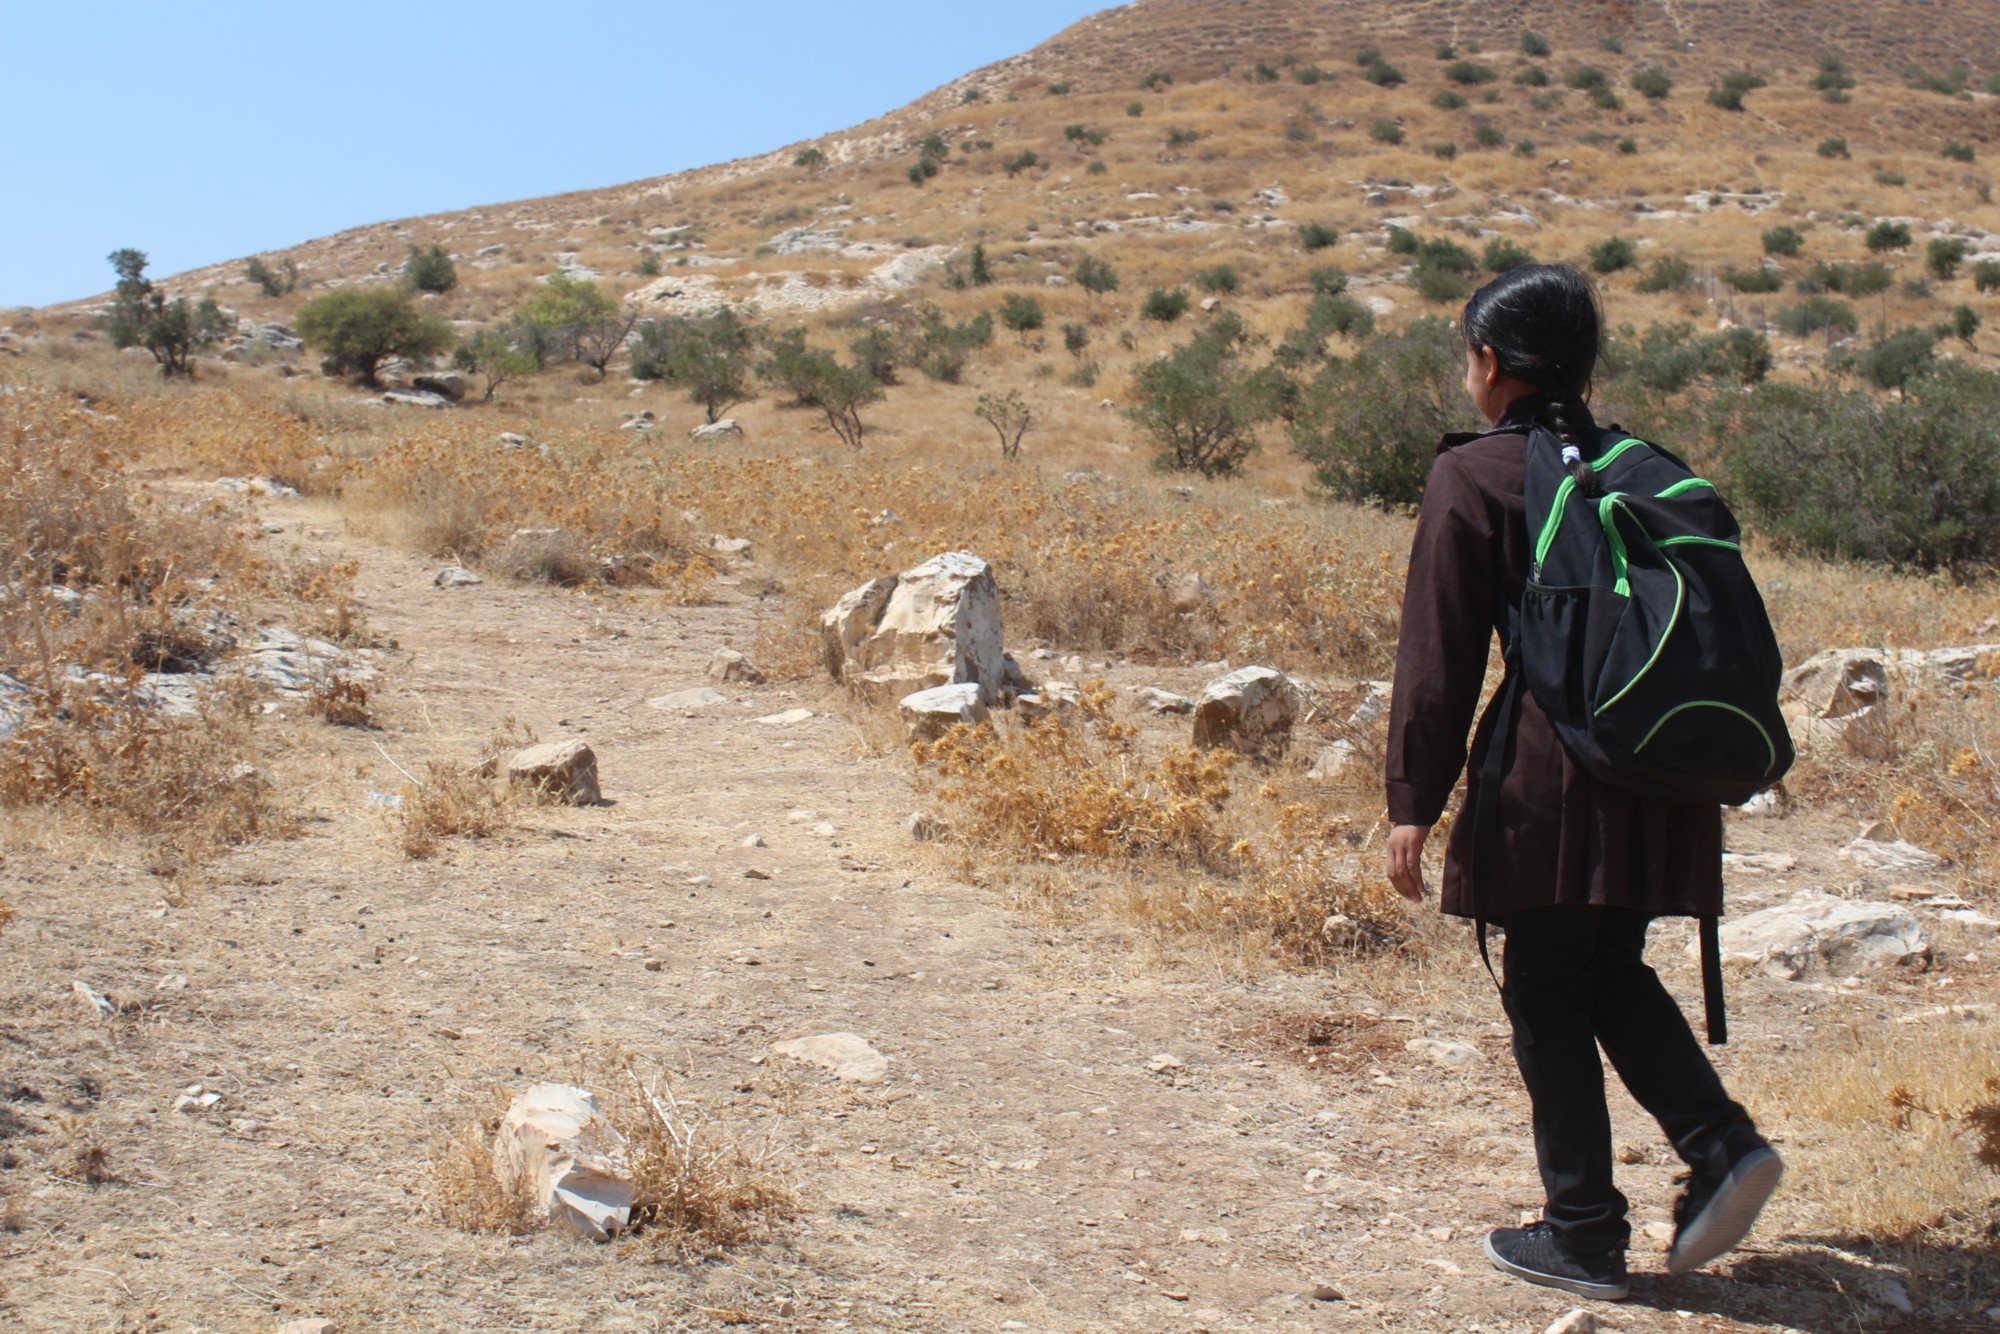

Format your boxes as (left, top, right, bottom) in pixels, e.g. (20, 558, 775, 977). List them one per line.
(1138, 686, 1194, 715)
(768, 1032, 889, 1084)
(1545, 1311, 1608, 1334)
(1405, 1038, 1482, 1067)
(1715, 890, 1930, 980)
(433, 565, 482, 588)
(648, 687, 727, 711)
(820, 551, 1006, 705)
(755, 708, 814, 727)
(506, 739, 601, 805)
(492, 1083, 635, 1242)
(275, 1320, 339, 1334)
(708, 648, 765, 684)
(1192, 666, 1299, 759)
(1839, 825, 1946, 873)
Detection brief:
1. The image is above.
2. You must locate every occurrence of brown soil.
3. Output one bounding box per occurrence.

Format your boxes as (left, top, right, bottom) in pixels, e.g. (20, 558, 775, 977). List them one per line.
(1, 495, 1992, 1333)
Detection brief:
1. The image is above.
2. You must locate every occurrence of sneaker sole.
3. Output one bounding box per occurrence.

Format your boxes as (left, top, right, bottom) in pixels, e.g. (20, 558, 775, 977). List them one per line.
(1483, 1233, 1630, 1301)
(1667, 1147, 1784, 1275)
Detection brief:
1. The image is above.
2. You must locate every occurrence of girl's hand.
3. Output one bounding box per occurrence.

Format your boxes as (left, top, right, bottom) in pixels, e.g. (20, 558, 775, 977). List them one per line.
(1387, 824, 1431, 903)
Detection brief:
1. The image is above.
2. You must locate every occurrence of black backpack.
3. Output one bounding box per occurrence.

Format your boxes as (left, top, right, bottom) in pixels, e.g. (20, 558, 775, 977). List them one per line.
(1470, 421, 1792, 1045)
(1518, 422, 1794, 806)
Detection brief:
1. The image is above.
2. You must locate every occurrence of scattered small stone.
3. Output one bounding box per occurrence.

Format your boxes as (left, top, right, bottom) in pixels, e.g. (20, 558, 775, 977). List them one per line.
(433, 565, 482, 588)
(1722, 851, 1797, 875)
(690, 419, 744, 442)
(1138, 686, 1194, 715)
(899, 682, 989, 740)
(648, 687, 727, 711)
(1192, 666, 1299, 759)
(1890, 884, 1941, 900)
(230, 1118, 259, 1134)
(908, 811, 948, 841)
(1308, 1283, 1345, 1302)
(1840, 826, 1946, 873)
(275, 1320, 338, 1334)
(708, 648, 765, 684)
(1616, 1145, 1646, 1165)
(1405, 1038, 1482, 1067)
(755, 708, 814, 726)
(1147, 1054, 1184, 1074)
(808, 821, 837, 838)
(1164, 1289, 1191, 1302)
(1545, 1311, 1608, 1334)
(744, 869, 772, 880)
(72, 981, 114, 1016)
(507, 739, 601, 806)
(768, 1033, 889, 1084)
(1641, 1220, 1675, 1241)
(155, 975, 188, 991)
(644, 960, 664, 972)
(742, 833, 765, 848)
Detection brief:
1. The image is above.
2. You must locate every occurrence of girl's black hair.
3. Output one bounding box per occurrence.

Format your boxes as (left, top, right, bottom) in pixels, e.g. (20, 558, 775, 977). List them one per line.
(1462, 262, 1603, 450)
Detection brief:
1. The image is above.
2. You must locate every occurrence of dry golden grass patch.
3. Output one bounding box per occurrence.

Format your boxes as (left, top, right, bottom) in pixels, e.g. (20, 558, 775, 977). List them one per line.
(914, 689, 1406, 965)
(1742, 1015, 2000, 1280)
(395, 759, 514, 859)
(425, 1057, 797, 1254)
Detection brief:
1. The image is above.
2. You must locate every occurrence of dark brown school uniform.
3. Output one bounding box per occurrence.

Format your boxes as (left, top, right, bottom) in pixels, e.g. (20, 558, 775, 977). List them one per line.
(1384, 397, 1723, 924)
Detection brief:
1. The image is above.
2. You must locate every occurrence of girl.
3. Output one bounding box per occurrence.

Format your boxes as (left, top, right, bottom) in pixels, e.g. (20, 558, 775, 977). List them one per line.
(1383, 263, 1782, 1301)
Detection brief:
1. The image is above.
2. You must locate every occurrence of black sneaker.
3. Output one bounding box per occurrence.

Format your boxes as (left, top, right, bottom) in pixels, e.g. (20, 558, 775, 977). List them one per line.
(1667, 1144, 1784, 1274)
(1484, 1222, 1630, 1300)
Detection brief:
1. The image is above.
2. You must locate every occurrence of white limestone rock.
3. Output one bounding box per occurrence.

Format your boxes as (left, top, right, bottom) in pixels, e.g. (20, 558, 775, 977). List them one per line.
(1713, 890, 1930, 980)
(492, 1083, 635, 1242)
(507, 739, 601, 805)
(900, 682, 989, 740)
(1192, 666, 1299, 758)
(819, 551, 1006, 705)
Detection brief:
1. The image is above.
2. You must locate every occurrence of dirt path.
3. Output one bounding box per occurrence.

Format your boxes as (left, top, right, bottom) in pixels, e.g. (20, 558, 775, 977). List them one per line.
(0, 496, 1978, 1333)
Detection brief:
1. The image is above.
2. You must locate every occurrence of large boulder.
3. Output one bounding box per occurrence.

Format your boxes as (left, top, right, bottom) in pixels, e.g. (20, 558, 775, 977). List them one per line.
(820, 552, 1006, 705)
(412, 372, 467, 402)
(492, 1083, 635, 1241)
(1714, 890, 1931, 980)
(1192, 666, 1299, 759)
(507, 739, 601, 805)
(1784, 644, 2000, 724)
(900, 682, 989, 740)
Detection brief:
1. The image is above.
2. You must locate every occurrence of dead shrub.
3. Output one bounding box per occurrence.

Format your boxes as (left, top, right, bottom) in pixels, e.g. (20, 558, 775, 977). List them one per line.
(914, 690, 1406, 962)
(421, 1089, 541, 1235)
(307, 673, 374, 727)
(601, 1058, 798, 1252)
(485, 527, 599, 587)
(397, 759, 511, 858)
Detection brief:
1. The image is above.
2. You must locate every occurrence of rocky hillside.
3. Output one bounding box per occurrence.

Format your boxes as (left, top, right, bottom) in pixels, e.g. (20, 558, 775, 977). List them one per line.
(46, 0, 1996, 345)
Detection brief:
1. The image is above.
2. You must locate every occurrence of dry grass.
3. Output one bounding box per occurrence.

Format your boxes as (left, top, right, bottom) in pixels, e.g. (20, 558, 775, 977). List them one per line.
(1742, 1015, 2000, 1282)
(396, 759, 513, 859)
(425, 1058, 796, 1254)
(914, 689, 1408, 964)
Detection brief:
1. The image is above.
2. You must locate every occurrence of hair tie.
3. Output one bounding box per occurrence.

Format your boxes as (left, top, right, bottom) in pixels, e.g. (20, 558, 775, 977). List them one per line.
(1561, 445, 1582, 467)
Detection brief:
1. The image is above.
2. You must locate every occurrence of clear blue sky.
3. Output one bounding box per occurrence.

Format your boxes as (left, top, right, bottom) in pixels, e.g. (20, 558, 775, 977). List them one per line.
(1, 1, 1110, 308)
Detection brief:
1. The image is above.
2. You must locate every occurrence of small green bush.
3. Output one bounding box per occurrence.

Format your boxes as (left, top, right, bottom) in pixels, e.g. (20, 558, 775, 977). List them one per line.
(243, 256, 300, 298)
(1047, 81, 1071, 95)
(1903, 277, 1935, 301)
(1974, 260, 2000, 294)
(1866, 220, 1914, 253)
(1308, 265, 1349, 295)
(1617, 136, 1639, 155)
(1817, 136, 1850, 159)
(1521, 30, 1551, 57)
(1193, 265, 1240, 294)
(1370, 119, 1405, 144)
(1761, 225, 1805, 257)
(1062, 322, 1090, 357)
(1413, 236, 1476, 272)
(629, 308, 759, 419)
(1598, 34, 1624, 54)
(1432, 142, 1458, 160)
(1433, 89, 1469, 110)
(1001, 150, 1039, 176)
(1635, 255, 1693, 293)
(1943, 140, 1977, 163)
(1363, 61, 1406, 87)
(1129, 312, 1285, 477)
(1474, 122, 1506, 149)
(1776, 296, 1859, 337)
(1812, 261, 1895, 298)
(1564, 65, 1609, 91)
(1904, 64, 1970, 96)
(999, 294, 1045, 340)
(404, 244, 457, 294)
(1706, 69, 1767, 111)
(793, 146, 827, 169)
(1483, 237, 1534, 273)
(1722, 363, 2000, 571)
(1945, 304, 1982, 346)
(1412, 259, 1471, 303)
(1617, 321, 1771, 392)
(1631, 66, 1672, 99)
(1126, 100, 1144, 117)
(1086, 159, 1108, 175)
(1293, 63, 1327, 85)
(1251, 61, 1282, 83)
(1811, 56, 1855, 101)
(1166, 127, 1201, 147)
(1445, 60, 1497, 85)
(1291, 316, 1463, 506)
(1928, 237, 1972, 281)
(1874, 170, 1907, 188)
(1385, 226, 1420, 256)
(1141, 287, 1192, 322)
(1074, 255, 1120, 296)
(1721, 266, 1785, 294)
(1435, 41, 1456, 60)
(905, 306, 994, 383)
(1285, 123, 1317, 143)
(1354, 44, 1382, 66)
(1306, 292, 1373, 337)
(1515, 138, 1538, 156)
(1298, 221, 1342, 252)
(1587, 236, 1638, 274)
(297, 286, 451, 386)
(1589, 84, 1624, 110)
(1515, 64, 1550, 87)
(1063, 123, 1107, 147)
(1140, 70, 1173, 91)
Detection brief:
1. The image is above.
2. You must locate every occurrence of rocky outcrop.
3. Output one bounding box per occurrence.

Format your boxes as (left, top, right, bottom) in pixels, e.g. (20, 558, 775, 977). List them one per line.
(1714, 890, 1931, 980)
(1192, 666, 1299, 759)
(820, 552, 1006, 705)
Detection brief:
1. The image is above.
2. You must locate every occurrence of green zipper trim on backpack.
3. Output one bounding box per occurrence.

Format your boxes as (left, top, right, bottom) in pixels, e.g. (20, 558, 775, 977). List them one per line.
(1533, 438, 1648, 573)
(1596, 559, 1686, 716)
(1635, 699, 1779, 773)
(1657, 477, 1717, 500)
(1657, 534, 1743, 552)
(1598, 492, 1632, 597)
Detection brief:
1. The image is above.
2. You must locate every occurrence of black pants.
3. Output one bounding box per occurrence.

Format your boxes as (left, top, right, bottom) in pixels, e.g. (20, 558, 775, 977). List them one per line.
(1501, 907, 1763, 1255)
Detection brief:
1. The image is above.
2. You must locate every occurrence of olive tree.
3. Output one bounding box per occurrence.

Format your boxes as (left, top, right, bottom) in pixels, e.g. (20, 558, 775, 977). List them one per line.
(296, 286, 452, 386)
